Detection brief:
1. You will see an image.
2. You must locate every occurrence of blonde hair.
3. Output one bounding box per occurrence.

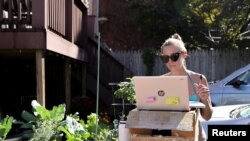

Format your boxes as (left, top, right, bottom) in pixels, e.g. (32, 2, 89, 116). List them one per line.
(161, 33, 187, 53)
(161, 33, 187, 67)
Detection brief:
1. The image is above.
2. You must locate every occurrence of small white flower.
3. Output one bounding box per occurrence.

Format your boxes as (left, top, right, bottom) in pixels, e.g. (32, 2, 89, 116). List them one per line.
(31, 100, 41, 108)
(31, 100, 41, 116)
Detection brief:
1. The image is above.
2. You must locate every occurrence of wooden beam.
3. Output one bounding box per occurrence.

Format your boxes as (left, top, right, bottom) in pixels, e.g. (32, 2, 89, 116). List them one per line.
(36, 51, 46, 106)
(46, 30, 88, 62)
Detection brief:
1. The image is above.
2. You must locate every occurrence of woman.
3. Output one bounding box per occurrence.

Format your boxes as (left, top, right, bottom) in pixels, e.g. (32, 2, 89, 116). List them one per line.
(160, 33, 213, 140)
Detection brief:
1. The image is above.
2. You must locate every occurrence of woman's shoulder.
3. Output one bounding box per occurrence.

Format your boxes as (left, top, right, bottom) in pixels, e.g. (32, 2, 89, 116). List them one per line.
(188, 70, 207, 81)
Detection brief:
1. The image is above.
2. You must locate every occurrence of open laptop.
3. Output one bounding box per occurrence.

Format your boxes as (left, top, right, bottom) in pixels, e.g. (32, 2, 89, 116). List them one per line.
(133, 76, 205, 111)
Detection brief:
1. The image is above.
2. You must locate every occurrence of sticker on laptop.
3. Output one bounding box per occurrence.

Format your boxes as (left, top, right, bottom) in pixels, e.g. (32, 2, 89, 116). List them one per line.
(146, 96, 156, 103)
(165, 96, 180, 105)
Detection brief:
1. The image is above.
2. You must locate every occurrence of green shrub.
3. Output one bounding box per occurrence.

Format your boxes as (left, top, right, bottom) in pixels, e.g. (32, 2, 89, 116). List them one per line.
(17, 100, 66, 141)
(15, 100, 118, 141)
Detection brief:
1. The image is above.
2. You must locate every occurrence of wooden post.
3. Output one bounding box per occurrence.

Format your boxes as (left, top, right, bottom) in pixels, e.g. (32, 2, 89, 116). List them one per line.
(36, 51, 46, 106)
(65, 59, 71, 113)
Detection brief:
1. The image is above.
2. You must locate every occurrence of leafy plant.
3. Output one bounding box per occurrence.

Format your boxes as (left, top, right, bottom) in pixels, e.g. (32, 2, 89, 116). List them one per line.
(18, 100, 66, 141)
(60, 113, 115, 141)
(15, 100, 118, 141)
(29, 120, 62, 141)
(85, 113, 113, 141)
(0, 115, 14, 140)
(58, 113, 90, 141)
(114, 78, 136, 104)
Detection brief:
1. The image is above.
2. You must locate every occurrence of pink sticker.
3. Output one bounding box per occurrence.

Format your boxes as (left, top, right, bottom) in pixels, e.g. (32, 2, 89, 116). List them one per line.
(146, 96, 156, 103)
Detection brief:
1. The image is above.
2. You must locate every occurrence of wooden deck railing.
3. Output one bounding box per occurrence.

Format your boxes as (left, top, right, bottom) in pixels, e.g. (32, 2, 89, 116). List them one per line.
(0, 0, 88, 43)
(48, 0, 65, 36)
(0, 0, 32, 29)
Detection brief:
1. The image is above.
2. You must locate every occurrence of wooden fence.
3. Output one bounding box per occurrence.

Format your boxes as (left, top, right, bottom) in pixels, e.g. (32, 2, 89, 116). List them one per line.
(112, 49, 250, 82)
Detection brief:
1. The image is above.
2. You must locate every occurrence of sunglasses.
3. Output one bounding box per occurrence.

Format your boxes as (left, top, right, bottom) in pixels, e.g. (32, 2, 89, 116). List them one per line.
(160, 52, 181, 63)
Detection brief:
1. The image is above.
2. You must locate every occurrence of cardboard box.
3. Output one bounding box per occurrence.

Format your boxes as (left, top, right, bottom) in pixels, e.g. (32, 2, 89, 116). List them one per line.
(126, 109, 199, 141)
(130, 134, 194, 141)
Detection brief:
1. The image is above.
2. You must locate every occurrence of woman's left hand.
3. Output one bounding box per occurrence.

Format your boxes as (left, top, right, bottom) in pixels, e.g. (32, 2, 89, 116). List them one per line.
(195, 83, 210, 102)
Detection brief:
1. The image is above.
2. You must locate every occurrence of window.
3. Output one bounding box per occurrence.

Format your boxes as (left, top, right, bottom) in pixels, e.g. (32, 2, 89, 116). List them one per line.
(226, 70, 250, 85)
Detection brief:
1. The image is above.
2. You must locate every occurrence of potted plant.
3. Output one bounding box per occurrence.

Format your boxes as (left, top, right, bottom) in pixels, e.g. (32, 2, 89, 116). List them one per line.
(113, 77, 136, 121)
(113, 78, 136, 105)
